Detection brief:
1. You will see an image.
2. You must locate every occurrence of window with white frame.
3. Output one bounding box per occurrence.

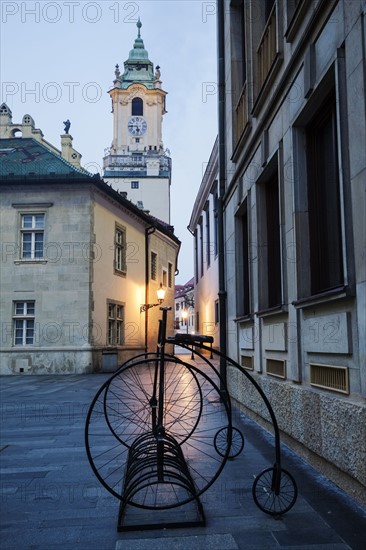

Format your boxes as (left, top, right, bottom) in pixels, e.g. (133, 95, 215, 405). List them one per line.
(13, 301, 35, 345)
(107, 302, 124, 345)
(205, 202, 211, 268)
(199, 217, 204, 278)
(131, 181, 139, 189)
(213, 192, 218, 257)
(194, 230, 199, 284)
(20, 214, 44, 259)
(115, 225, 127, 273)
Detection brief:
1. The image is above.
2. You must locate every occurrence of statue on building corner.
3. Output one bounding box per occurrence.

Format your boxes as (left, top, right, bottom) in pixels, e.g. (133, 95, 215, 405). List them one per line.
(155, 65, 161, 80)
(63, 119, 71, 134)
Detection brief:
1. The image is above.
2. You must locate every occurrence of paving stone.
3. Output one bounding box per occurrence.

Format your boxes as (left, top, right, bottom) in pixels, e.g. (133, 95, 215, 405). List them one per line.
(115, 533, 239, 549)
(0, 371, 365, 550)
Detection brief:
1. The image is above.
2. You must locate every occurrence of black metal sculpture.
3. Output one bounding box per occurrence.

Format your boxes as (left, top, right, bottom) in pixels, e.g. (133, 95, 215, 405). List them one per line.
(85, 307, 297, 531)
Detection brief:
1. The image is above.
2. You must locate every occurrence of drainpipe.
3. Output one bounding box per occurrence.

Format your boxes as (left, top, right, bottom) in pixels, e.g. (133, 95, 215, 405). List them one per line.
(144, 226, 156, 352)
(217, 0, 227, 387)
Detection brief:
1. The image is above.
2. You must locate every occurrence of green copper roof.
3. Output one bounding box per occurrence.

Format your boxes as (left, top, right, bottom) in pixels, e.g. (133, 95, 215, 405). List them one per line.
(0, 138, 93, 179)
(117, 18, 156, 90)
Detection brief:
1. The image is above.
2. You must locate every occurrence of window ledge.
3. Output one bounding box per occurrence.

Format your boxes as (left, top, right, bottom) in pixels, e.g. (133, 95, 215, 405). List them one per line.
(12, 202, 53, 209)
(114, 269, 127, 278)
(234, 314, 253, 323)
(251, 54, 283, 118)
(292, 286, 354, 309)
(256, 305, 288, 318)
(231, 122, 252, 163)
(14, 260, 47, 265)
(285, 0, 313, 43)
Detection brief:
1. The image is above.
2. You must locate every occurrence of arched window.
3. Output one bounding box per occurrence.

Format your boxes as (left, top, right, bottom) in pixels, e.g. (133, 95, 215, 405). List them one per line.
(132, 97, 143, 116)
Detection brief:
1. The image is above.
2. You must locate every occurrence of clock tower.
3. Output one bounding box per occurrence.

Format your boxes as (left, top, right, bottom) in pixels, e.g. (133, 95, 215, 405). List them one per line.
(103, 19, 171, 223)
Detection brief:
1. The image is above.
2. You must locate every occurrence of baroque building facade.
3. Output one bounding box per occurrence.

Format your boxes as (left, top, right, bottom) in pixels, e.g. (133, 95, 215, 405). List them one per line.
(0, 108, 179, 375)
(214, 0, 366, 503)
(103, 19, 171, 223)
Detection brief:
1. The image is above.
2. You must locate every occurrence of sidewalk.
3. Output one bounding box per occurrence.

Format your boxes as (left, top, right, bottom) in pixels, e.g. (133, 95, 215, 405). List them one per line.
(1, 369, 365, 550)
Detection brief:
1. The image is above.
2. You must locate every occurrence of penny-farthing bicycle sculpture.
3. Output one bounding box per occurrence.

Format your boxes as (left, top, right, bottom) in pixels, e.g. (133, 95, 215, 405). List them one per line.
(85, 307, 297, 530)
(170, 332, 298, 517)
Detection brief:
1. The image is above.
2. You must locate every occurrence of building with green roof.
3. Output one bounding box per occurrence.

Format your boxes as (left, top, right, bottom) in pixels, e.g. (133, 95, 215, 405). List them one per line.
(0, 109, 180, 375)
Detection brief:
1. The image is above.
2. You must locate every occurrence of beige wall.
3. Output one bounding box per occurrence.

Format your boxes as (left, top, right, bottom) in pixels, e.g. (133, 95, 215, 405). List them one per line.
(92, 195, 147, 363)
(0, 184, 93, 374)
(146, 230, 178, 352)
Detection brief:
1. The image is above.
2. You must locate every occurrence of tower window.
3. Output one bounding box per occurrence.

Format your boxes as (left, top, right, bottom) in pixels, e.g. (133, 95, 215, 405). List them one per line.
(132, 97, 143, 116)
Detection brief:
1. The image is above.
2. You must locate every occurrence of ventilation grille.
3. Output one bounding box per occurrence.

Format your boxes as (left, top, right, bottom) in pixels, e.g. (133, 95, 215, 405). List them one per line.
(310, 363, 349, 394)
(241, 355, 253, 370)
(266, 359, 286, 379)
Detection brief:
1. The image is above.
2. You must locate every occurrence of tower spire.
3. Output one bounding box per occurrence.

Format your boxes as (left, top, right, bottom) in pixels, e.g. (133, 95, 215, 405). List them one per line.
(137, 17, 142, 38)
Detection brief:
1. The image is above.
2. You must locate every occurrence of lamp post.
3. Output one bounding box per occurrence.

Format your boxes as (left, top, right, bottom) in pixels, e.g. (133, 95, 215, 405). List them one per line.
(140, 283, 166, 313)
(181, 306, 194, 359)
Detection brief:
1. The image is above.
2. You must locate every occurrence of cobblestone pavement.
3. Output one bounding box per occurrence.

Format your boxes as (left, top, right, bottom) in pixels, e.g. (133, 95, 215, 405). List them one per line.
(1, 359, 365, 549)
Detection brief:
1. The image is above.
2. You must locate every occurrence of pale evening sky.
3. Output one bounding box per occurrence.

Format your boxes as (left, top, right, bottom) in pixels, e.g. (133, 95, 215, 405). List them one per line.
(0, 0, 218, 284)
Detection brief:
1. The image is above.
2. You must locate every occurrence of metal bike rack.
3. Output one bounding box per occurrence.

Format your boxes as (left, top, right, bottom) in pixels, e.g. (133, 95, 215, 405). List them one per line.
(85, 307, 297, 531)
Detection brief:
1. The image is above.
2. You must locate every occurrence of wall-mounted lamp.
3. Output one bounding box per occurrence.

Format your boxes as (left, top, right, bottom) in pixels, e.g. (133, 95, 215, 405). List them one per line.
(140, 283, 166, 313)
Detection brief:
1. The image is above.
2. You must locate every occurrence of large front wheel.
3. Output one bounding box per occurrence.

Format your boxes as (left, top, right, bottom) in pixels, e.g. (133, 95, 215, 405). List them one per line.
(85, 357, 232, 509)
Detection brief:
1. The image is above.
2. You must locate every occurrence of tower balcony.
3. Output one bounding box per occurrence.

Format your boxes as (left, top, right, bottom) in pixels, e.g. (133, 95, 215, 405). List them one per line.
(103, 150, 171, 177)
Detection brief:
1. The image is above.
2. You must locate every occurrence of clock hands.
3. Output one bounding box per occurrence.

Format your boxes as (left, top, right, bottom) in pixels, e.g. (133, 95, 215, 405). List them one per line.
(128, 117, 147, 136)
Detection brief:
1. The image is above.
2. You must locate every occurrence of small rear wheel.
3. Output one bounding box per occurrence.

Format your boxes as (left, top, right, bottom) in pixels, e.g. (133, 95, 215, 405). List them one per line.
(252, 467, 297, 515)
(214, 426, 244, 458)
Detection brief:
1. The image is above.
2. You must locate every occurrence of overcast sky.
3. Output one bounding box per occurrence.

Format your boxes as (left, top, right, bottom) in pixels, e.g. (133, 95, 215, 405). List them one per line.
(1, 0, 218, 284)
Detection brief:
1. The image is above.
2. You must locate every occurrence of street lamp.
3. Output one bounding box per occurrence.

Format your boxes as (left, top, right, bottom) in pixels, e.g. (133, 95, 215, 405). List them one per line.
(181, 309, 188, 333)
(140, 283, 166, 313)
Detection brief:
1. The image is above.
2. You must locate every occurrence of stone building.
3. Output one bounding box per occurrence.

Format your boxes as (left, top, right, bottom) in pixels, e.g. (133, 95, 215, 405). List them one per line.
(188, 137, 220, 349)
(103, 18, 171, 223)
(0, 109, 180, 375)
(214, 0, 366, 503)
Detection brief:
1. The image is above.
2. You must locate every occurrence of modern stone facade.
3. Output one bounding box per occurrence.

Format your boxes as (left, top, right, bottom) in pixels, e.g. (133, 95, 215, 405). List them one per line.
(215, 0, 366, 503)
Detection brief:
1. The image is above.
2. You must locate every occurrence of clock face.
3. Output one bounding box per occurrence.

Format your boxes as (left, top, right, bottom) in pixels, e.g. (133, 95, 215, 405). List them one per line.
(128, 116, 147, 136)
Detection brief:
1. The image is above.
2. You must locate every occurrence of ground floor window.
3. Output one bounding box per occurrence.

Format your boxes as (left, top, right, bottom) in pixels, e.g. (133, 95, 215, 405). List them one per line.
(108, 302, 124, 345)
(13, 301, 35, 345)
